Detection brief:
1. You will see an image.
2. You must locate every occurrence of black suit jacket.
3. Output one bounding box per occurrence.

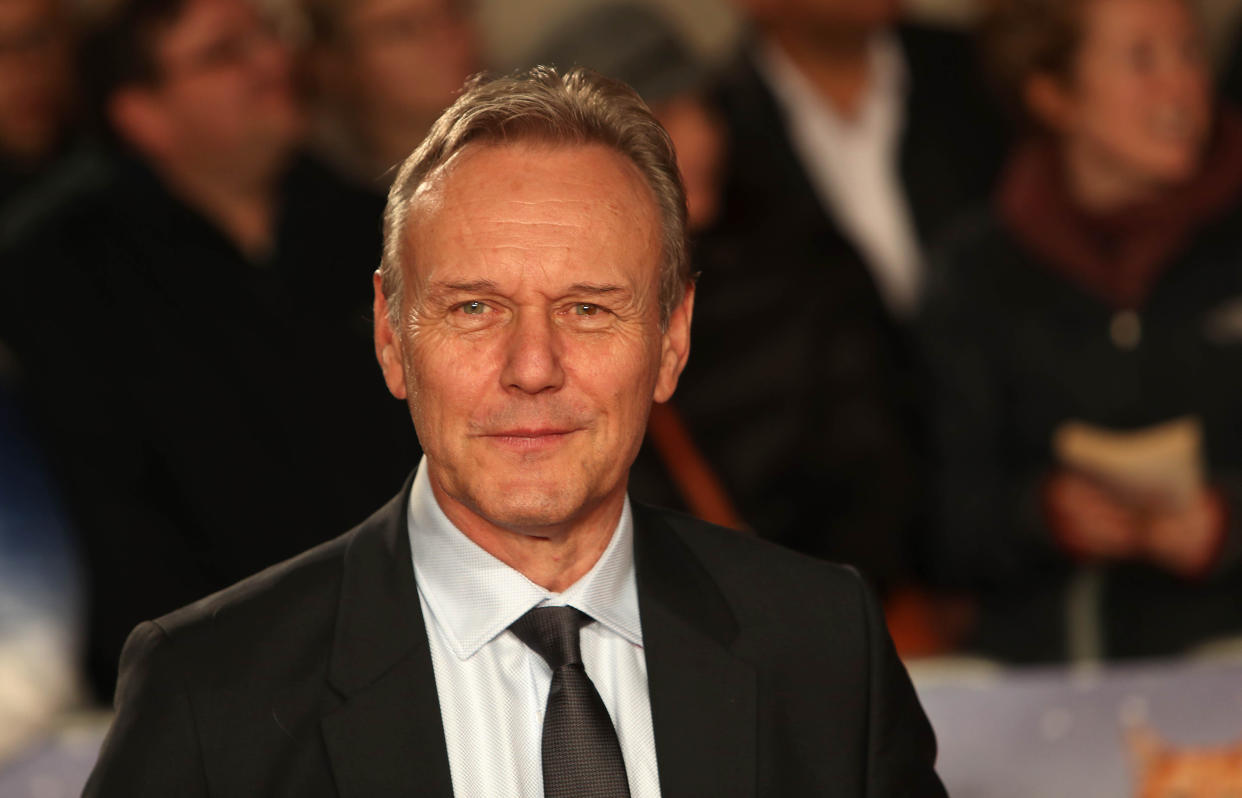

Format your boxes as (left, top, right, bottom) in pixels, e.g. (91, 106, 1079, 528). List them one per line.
(644, 25, 1007, 587)
(85, 480, 946, 797)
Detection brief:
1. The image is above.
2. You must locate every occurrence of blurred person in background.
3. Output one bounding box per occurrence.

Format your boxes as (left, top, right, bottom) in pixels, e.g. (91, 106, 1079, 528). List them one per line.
(0, 0, 417, 701)
(664, 0, 1007, 596)
(300, 0, 479, 187)
(0, 0, 75, 211)
(716, 0, 1006, 319)
(920, 0, 1242, 662)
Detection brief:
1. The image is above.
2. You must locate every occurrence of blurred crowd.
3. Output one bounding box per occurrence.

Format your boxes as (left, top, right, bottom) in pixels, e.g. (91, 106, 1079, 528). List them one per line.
(3, 0, 1242, 742)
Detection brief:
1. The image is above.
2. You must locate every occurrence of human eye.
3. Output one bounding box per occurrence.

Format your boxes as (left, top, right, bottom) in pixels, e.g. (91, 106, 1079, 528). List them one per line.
(447, 299, 501, 328)
(562, 301, 615, 329)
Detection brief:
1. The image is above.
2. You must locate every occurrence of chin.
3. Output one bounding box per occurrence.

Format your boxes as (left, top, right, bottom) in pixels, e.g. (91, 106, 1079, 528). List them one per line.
(475, 489, 587, 532)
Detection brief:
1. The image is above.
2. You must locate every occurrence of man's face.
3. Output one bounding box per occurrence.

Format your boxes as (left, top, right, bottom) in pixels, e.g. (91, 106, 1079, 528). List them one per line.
(375, 142, 692, 535)
(139, 0, 301, 175)
(337, 0, 478, 131)
(0, 0, 72, 163)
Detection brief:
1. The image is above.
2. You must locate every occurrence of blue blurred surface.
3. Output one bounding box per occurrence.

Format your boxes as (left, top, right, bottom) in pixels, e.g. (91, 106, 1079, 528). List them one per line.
(0, 375, 80, 630)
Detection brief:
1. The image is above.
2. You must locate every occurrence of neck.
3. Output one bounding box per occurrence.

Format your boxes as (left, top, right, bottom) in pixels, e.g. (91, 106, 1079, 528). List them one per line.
(151, 154, 284, 259)
(769, 27, 875, 119)
(430, 478, 625, 593)
(1062, 139, 1162, 213)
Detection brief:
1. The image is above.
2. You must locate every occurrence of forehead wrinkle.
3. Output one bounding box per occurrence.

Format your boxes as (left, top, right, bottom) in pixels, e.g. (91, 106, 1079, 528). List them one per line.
(426, 278, 499, 298)
(452, 197, 633, 228)
(413, 144, 657, 246)
(405, 141, 664, 312)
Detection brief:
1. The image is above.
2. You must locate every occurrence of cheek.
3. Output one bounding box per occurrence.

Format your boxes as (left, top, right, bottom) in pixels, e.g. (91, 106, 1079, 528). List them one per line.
(1077, 70, 1139, 119)
(570, 335, 661, 412)
(179, 80, 254, 131)
(405, 331, 504, 423)
(1071, 78, 1150, 151)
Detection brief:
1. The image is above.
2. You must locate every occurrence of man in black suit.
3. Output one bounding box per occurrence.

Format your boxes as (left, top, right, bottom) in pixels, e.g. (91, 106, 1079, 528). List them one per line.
(671, 0, 1009, 588)
(85, 66, 945, 797)
(0, 0, 418, 701)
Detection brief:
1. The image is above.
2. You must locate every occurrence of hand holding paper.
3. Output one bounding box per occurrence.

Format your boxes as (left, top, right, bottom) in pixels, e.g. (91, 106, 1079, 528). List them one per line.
(1049, 417, 1223, 575)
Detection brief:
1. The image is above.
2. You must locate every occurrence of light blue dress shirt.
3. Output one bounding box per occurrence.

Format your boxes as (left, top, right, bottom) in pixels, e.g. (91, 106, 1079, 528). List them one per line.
(407, 458, 662, 798)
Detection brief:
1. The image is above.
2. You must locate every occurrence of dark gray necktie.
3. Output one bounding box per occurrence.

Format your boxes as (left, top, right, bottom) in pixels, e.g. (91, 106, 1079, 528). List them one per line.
(509, 606, 632, 798)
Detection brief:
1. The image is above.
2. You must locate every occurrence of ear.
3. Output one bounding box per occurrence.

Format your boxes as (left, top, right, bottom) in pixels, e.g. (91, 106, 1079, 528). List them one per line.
(108, 86, 172, 158)
(653, 282, 694, 404)
(1024, 72, 1074, 134)
(373, 270, 408, 400)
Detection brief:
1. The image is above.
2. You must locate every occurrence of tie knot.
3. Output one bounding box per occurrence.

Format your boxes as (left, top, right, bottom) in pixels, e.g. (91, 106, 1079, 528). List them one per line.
(510, 605, 591, 670)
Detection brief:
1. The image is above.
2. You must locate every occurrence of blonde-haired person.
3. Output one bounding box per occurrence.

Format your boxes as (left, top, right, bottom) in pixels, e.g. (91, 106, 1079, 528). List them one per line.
(920, 0, 1242, 662)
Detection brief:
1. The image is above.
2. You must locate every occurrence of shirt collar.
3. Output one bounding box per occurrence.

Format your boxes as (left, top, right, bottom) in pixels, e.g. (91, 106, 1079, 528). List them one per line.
(407, 457, 643, 660)
(752, 32, 907, 133)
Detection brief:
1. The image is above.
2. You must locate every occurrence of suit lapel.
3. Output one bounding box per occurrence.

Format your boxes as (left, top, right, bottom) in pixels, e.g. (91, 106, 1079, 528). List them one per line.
(633, 506, 757, 798)
(320, 481, 455, 798)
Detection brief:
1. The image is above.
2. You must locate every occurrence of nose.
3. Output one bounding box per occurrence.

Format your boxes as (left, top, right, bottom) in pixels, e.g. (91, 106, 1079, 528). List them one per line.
(500, 309, 565, 395)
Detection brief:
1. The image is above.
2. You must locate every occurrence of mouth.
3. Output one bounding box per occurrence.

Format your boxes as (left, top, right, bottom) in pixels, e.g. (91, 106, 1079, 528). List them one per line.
(481, 428, 581, 453)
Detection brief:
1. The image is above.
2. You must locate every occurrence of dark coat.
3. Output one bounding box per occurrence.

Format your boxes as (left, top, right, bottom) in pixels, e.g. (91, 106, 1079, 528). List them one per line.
(919, 202, 1242, 661)
(83, 480, 945, 797)
(0, 149, 419, 699)
(641, 24, 1006, 586)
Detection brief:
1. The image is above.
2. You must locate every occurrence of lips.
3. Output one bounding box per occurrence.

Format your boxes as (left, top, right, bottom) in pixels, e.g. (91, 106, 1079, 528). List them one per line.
(481, 427, 581, 453)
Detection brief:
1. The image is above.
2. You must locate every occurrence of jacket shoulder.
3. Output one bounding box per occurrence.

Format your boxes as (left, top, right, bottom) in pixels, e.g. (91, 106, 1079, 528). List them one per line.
(637, 503, 873, 615)
(144, 525, 358, 688)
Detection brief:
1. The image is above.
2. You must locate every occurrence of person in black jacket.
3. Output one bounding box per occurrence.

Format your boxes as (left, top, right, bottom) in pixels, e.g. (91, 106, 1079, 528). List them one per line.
(920, 0, 1242, 662)
(84, 66, 945, 798)
(0, 0, 417, 701)
(675, 0, 1008, 588)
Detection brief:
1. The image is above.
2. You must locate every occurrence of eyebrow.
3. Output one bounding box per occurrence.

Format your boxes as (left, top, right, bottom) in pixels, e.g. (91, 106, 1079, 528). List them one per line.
(432, 280, 500, 295)
(567, 283, 627, 297)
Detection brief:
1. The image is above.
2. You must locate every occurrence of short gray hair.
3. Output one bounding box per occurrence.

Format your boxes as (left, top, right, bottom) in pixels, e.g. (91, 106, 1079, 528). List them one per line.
(379, 66, 691, 328)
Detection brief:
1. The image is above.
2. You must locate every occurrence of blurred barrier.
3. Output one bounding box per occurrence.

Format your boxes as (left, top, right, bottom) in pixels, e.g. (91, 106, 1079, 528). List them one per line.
(6, 652, 1242, 795)
(0, 713, 108, 798)
(914, 651, 1242, 797)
